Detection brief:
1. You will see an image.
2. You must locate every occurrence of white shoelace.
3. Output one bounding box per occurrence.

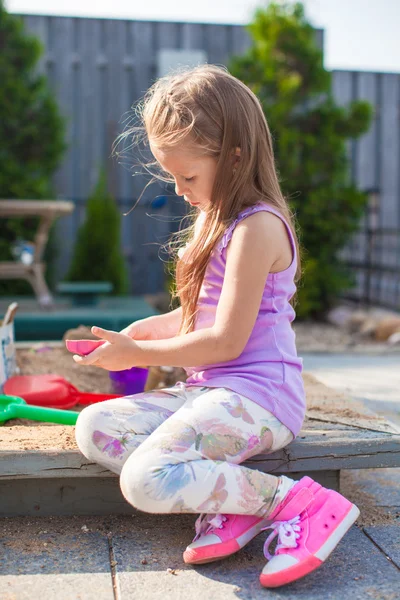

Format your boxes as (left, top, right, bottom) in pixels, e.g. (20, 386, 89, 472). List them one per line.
(193, 513, 228, 542)
(262, 516, 301, 560)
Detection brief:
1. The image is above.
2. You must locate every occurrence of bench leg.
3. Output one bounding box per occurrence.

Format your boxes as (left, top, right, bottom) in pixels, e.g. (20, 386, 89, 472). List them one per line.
(26, 263, 53, 308)
(291, 470, 340, 491)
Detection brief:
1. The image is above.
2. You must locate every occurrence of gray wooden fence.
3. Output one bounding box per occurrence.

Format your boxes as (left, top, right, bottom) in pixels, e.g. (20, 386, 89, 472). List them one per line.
(17, 14, 400, 305)
(333, 71, 400, 308)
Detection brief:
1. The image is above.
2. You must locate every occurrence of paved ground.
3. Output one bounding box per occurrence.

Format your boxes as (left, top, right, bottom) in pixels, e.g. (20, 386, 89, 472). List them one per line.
(1, 353, 399, 599)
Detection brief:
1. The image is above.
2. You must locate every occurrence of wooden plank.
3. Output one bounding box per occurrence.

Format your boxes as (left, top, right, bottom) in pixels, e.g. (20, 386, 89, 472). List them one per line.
(133, 20, 155, 94)
(0, 200, 74, 216)
(305, 412, 400, 434)
(117, 21, 139, 205)
(231, 25, 252, 57)
(1, 427, 399, 480)
(106, 19, 125, 201)
(70, 17, 81, 200)
(22, 15, 48, 75)
(332, 70, 354, 107)
(354, 72, 377, 256)
(0, 476, 133, 516)
(373, 75, 397, 306)
(181, 23, 205, 51)
(51, 17, 74, 198)
(380, 74, 399, 229)
(114, 24, 135, 262)
(356, 72, 378, 193)
(131, 20, 156, 203)
(0, 471, 340, 517)
(155, 21, 180, 53)
(377, 73, 400, 307)
(246, 434, 400, 472)
(314, 28, 324, 51)
(80, 18, 98, 200)
(97, 20, 110, 194)
(332, 71, 355, 189)
(204, 23, 230, 65)
(0, 451, 115, 479)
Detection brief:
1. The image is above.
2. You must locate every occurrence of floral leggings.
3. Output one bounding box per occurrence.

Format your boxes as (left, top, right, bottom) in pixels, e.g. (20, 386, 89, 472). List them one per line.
(75, 383, 294, 518)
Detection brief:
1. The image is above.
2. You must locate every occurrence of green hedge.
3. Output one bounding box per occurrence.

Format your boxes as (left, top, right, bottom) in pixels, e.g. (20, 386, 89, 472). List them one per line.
(66, 169, 128, 295)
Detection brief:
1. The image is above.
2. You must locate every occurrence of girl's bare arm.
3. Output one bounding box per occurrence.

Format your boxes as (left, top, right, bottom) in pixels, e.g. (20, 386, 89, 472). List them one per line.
(120, 307, 182, 340)
(129, 212, 286, 367)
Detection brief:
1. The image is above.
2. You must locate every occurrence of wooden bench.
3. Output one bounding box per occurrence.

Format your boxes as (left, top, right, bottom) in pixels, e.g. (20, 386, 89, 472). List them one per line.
(0, 374, 399, 516)
(57, 281, 113, 306)
(0, 200, 74, 308)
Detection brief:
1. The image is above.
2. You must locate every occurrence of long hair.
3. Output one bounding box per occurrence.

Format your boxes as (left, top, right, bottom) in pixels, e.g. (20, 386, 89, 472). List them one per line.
(119, 65, 301, 334)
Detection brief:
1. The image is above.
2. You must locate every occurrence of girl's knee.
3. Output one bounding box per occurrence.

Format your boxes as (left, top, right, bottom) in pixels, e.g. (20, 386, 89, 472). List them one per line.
(120, 452, 178, 513)
(120, 454, 154, 512)
(75, 403, 106, 458)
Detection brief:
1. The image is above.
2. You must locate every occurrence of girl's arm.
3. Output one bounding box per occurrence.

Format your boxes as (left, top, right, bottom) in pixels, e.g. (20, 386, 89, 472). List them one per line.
(120, 307, 183, 340)
(77, 212, 288, 371)
(124, 212, 286, 367)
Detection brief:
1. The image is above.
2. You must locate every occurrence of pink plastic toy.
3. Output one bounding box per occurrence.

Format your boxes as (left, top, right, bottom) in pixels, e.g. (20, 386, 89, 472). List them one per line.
(65, 339, 105, 356)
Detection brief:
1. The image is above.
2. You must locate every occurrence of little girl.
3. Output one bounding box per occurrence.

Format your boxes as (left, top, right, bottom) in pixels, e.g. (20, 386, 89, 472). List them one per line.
(74, 65, 359, 588)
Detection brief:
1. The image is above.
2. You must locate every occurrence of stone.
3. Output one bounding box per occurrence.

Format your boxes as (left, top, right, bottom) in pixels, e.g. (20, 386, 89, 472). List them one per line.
(0, 531, 114, 599)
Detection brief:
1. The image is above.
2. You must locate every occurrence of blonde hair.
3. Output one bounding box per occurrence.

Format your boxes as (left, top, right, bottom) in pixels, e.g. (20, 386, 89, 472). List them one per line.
(118, 64, 301, 334)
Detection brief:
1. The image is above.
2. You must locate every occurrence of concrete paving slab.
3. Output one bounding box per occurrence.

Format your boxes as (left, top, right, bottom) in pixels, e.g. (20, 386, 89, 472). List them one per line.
(343, 468, 400, 508)
(0, 531, 114, 600)
(112, 514, 400, 600)
(364, 525, 400, 569)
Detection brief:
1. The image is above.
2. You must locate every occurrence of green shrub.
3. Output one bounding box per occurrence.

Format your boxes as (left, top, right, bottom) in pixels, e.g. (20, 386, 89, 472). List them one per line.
(66, 169, 128, 294)
(230, 2, 372, 318)
(0, 1, 66, 294)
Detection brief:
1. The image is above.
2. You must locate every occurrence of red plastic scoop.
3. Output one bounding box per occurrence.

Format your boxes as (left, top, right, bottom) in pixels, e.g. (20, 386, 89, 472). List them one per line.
(3, 374, 120, 409)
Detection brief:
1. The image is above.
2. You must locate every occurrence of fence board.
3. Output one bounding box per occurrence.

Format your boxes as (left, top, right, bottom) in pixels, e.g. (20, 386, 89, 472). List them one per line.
(23, 14, 48, 74)
(231, 24, 252, 56)
(331, 70, 354, 181)
(131, 20, 157, 203)
(181, 22, 205, 50)
(52, 17, 74, 198)
(81, 18, 98, 199)
(356, 72, 378, 193)
(204, 23, 231, 65)
(380, 74, 400, 228)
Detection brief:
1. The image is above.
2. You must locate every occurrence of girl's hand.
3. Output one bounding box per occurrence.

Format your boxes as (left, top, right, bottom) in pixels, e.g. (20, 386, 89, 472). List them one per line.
(73, 326, 142, 371)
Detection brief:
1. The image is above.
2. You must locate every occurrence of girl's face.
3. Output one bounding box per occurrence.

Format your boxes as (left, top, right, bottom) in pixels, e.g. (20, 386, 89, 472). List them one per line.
(150, 143, 218, 211)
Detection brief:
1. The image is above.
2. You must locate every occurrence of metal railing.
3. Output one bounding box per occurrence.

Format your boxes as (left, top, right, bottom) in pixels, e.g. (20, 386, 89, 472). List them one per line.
(340, 189, 400, 310)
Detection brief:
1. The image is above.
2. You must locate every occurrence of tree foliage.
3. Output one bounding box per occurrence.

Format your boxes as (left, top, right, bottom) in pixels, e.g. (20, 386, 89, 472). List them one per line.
(0, 1, 66, 293)
(230, 2, 372, 317)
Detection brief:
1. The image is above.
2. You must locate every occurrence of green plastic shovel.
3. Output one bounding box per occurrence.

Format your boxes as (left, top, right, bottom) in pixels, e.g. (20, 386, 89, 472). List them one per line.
(0, 395, 79, 425)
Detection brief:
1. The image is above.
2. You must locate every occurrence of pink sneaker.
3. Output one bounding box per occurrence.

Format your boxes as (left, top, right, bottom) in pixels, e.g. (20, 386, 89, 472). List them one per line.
(183, 513, 266, 564)
(259, 476, 360, 588)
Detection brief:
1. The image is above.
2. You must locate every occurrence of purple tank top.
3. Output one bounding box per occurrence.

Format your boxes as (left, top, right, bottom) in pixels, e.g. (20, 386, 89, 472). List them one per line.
(184, 203, 306, 437)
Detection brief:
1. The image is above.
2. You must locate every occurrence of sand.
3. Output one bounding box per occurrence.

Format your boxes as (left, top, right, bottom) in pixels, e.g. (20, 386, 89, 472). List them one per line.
(0, 346, 391, 452)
